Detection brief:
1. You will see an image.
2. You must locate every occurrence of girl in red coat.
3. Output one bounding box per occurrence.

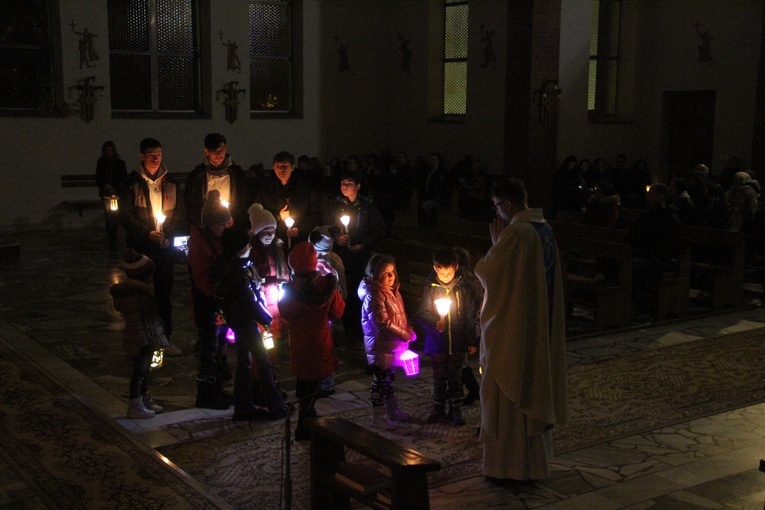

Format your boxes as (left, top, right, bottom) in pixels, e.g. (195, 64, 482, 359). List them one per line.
(278, 242, 345, 441)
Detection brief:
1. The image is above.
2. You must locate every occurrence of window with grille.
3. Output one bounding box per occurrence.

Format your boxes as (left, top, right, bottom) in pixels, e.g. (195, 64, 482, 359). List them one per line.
(588, 0, 620, 116)
(0, 0, 61, 115)
(443, 0, 468, 115)
(249, 0, 294, 114)
(108, 0, 204, 114)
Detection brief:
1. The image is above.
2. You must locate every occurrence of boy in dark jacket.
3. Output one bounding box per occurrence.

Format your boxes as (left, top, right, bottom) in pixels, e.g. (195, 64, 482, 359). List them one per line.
(415, 247, 480, 425)
(216, 227, 287, 421)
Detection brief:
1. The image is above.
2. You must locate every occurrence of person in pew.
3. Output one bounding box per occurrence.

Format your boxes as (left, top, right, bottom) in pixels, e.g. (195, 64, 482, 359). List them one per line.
(669, 177, 699, 225)
(475, 177, 567, 484)
(626, 183, 684, 314)
(414, 247, 479, 426)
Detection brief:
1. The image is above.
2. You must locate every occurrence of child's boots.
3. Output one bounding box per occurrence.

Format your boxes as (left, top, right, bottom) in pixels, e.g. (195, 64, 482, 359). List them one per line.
(127, 397, 156, 419)
(369, 405, 399, 430)
(427, 401, 445, 423)
(385, 395, 410, 422)
(142, 392, 163, 413)
(449, 399, 466, 426)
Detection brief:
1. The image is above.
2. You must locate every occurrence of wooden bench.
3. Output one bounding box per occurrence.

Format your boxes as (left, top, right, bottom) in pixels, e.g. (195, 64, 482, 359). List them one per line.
(307, 416, 441, 510)
(60, 172, 188, 216)
(61, 175, 101, 216)
(555, 233, 633, 331)
(549, 219, 691, 321)
(684, 225, 745, 309)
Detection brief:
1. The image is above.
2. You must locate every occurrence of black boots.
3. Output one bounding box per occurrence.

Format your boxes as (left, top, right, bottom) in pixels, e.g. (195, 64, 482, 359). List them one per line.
(195, 378, 231, 410)
(461, 365, 480, 405)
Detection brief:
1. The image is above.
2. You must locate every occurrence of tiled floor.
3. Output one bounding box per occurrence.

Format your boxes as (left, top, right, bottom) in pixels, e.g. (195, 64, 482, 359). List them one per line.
(1, 222, 765, 509)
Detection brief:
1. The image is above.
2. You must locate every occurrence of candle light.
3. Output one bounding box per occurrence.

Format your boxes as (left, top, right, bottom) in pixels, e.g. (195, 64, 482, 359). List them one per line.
(109, 195, 119, 212)
(221, 199, 230, 208)
(155, 212, 166, 233)
(434, 297, 452, 333)
(150, 349, 164, 369)
(340, 214, 350, 233)
(434, 297, 452, 319)
(284, 216, 294, 249)
(645, 184, 651, 193)
(262, 328, 275, 350)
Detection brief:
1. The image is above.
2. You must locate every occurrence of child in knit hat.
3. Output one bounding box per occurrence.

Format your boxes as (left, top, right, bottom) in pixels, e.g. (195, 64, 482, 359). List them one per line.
(309, 225, 347, 298)
(188, 190, 233, 410)
(110, 249, 170, 419)
(278, 241, 345, 440)
(309, 225, 347, 397)
(247, 203, 290, 344)
(215, 227, 287, 421)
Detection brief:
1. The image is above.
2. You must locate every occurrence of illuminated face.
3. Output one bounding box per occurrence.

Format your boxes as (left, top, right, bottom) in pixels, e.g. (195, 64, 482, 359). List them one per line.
(205, 143, 227, 167)
(141, 147, 162, 174)
(273, 161, 294, 184)
(377, 263, 396, 290)
(257, 226, 276, 246)
(434, 264, 457, 284)
(340, 179, 360, 201)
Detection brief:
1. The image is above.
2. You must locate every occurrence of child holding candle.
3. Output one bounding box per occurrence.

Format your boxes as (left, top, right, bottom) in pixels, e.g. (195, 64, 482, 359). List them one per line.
(358, 253, 416, 430)
(415, 247, 480, 426)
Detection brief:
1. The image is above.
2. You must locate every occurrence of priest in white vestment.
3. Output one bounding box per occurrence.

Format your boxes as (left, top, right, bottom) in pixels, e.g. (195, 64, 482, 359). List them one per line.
(475, 177, 567, 483)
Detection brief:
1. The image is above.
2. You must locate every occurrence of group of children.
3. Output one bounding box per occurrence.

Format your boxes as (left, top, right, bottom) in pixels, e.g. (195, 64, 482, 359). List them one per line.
(111, 191, 482, 438)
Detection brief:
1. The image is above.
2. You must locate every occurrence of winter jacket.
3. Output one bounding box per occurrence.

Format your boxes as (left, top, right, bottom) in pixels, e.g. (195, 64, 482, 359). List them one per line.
(215, 257, 272, 328)
(120, 165, 180, 260)
(325, 194, 386, 273)
(278, 272, 345, 381)
(184, 158, 251, 231)
(110, 279, 169, 356)
(358, 276, 413, 366)
(414, 270, 480, 355)
(252, 174, 322, 248)
(186, 224, 223, 327)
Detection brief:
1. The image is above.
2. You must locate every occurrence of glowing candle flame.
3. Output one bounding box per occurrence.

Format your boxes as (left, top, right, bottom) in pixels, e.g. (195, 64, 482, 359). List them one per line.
(434, 297, 452, 318)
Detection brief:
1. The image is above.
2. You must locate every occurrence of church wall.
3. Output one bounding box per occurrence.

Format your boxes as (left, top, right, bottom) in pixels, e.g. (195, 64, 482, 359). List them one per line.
(558, 0, 762, 181)
(0, 0, 322, 229)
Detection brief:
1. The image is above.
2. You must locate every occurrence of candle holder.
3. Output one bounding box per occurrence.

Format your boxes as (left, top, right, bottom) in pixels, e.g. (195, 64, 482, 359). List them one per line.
(155, 212, 166, 233)
(434, 297, 452, 330)
(284, 216, 294, 249)
(399, 349, 420, 376)
(340, 214, 350, 233)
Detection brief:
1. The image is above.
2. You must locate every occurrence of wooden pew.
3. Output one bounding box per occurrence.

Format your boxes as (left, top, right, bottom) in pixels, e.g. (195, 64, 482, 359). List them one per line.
(307, 416, 441, 510)
(549, 219, 691, 320)
(554, 233, 633, 331)
(684, 225, 745, 309)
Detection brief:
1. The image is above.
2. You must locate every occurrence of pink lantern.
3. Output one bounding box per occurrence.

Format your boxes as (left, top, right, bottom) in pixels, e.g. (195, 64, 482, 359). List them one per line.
(226, 328, 236, 344)
(399, 349, 420, 376)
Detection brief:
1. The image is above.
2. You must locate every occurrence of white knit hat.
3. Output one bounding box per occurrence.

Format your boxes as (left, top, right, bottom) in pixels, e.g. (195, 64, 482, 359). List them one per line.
(248, 203, 276, 234)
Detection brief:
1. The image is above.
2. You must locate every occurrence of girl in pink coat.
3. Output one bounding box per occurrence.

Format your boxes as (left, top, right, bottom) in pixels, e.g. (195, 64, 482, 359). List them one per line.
(357, 253, 416, 430)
